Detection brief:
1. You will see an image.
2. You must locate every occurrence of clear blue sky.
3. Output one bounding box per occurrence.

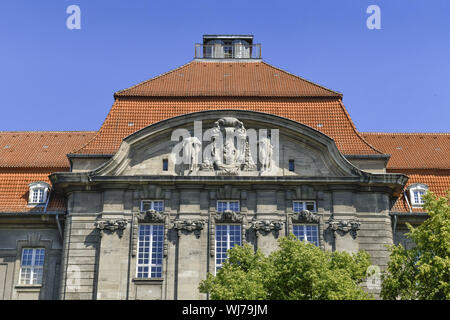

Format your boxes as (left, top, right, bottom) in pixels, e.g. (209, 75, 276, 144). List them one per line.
(0, 0, 449, 132)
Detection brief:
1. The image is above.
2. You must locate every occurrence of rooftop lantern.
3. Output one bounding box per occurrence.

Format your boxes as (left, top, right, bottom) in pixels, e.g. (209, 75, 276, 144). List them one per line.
(195, 35, 261, 60)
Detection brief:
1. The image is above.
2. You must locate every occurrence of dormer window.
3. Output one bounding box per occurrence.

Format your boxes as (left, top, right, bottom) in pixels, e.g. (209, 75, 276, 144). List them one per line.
(408, 183, 428, 207)
(28, 182, 50, 205)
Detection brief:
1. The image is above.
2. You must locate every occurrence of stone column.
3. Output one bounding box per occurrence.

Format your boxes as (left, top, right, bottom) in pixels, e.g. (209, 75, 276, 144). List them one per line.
(328, 218, 361, 254)
(173, 219, 207, 300)
(94, 218, 130, 300)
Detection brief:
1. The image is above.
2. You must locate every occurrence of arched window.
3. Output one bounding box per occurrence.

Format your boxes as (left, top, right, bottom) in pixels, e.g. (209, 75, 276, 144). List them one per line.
(28, 182, 50, 205)
(408, 183, 428, 207)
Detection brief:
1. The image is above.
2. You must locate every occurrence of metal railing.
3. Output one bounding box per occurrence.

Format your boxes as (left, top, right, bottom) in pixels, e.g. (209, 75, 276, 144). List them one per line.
(195, 43, 261, 59)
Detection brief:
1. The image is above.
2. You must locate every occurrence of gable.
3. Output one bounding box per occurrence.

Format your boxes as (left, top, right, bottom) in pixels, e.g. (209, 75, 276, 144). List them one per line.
(92, 110, 365, 178)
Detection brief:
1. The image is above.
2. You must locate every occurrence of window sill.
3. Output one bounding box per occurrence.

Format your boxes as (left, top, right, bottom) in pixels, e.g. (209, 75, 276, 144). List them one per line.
(132, 278, 163, 284)
(15, 284, 42, 290)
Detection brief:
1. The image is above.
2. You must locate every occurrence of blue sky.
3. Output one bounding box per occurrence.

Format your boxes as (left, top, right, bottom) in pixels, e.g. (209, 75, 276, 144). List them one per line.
(0, 0, 449, 132)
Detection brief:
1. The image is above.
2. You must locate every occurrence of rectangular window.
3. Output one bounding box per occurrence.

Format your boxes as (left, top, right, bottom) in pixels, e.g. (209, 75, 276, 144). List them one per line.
(136, 225, 164, 278)
(215, 225, 241, 272)
(162, 159, 168, 171)
(293, 201, 316, 213)
(19, 248, 45, 285)
(216, 200, 240, 213)
(141, 200, 164, 212)
(413, 191, 425, 205)
(293, 225, 319, 246)
(32, 188, 44, 204)
(289, 160, 295, 172)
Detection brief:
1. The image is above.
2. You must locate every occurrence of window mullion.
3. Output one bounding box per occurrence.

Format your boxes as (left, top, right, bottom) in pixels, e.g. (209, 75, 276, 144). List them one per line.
(149, 225, 154, 273)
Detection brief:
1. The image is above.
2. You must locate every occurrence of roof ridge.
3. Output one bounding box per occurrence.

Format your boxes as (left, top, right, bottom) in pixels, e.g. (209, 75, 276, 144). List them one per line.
(261, 61, 343, 97)
(114, 60, 195, 97)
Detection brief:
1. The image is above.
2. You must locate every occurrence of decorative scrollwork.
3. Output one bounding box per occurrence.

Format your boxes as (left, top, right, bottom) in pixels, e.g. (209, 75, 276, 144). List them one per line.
(328, 218, 361, 238)
(94, 219, 128, 238)
(215, 210, 244, 223)
(173, 219, 205, 238)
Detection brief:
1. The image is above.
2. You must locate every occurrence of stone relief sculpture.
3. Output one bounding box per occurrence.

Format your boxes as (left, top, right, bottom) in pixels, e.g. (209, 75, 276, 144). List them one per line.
(182, 136, 202, 173)
(94, 219, 128, 238)
(173, 219, 205, 238)
(203, 117, 258, 175)
(177, 117, 278, 176)
(252, 219, 283, 237)
(328, 218, 361, 238)
(138, 209, 165, 223)
(293, 210, 321, 224)
(259, 137, 273, 172)
(215, 210, 244, 223)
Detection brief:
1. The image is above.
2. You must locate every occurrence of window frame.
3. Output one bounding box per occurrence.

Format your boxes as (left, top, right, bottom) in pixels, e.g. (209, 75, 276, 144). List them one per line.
(136, 224, 164, 279)
(28, 181, 50, 206)
(215, 224, 242, 274)
(18, 248, 45, 285)
(293, 224, 319, 246)
(292, 200, 317, 213)
(216, 200, 240, 213)
(288, 159, 295, 172)
(408, 183, 428, 207)
(140, 200, 165, 212)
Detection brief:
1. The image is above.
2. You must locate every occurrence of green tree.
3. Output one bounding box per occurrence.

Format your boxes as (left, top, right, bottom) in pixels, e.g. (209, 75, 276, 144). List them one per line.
(199, 235, 372, 300)
(381, 191, 450, 300)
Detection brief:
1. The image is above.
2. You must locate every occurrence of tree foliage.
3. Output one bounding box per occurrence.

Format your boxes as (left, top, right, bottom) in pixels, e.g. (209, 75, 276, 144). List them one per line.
(381, 191, 450, 300)
(199, 235, 372, 300)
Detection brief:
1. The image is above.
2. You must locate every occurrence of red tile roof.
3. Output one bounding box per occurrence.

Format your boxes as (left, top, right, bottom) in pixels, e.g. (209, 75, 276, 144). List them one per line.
(389, 169, 450, 212)
(115, 61, 343, 98)
(0, 168, 66, 213)
(0, 132, 95, 213)
(74, 60, 380, 155)
(73, 98, 382, 156)
(362, 133, 450, 169)
(0, 131, 96, 168)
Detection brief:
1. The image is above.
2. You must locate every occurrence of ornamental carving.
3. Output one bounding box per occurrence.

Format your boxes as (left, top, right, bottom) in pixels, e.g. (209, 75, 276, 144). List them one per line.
(173, 219, 205, 238)
(328, 218, 361, 238)
(182, 117, 281, 176)
(138, 209, 165, 223)
(292, 210, 320, 223)
(94, 219, 128, 238)
(251, 220, 283, 237)
(215, 210, 244, 223)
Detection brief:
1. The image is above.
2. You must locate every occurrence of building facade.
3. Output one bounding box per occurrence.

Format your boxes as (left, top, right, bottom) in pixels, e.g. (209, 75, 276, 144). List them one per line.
(0, 35, 448, 300)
